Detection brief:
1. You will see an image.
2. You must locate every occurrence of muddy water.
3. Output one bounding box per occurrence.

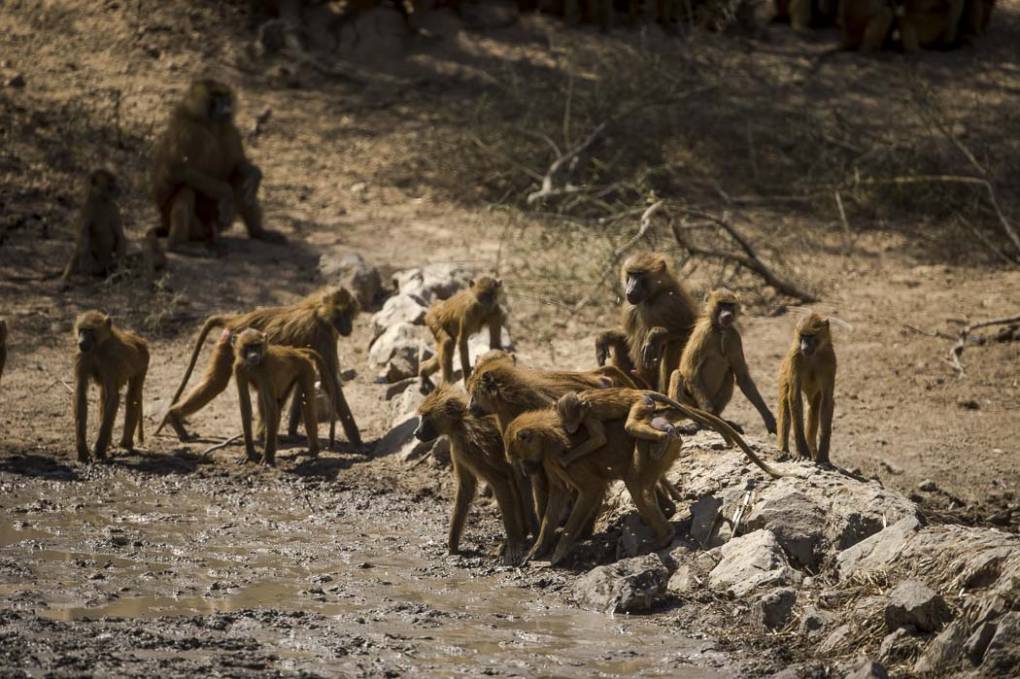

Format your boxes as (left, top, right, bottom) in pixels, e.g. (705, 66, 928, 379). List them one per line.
(1, 457, 735, 677)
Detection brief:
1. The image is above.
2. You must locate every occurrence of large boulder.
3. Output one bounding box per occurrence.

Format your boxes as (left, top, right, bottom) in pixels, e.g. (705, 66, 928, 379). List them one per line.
(318, 251, 384, 311)
(392, 263, 474, 304)
(371, 294, 428, 341)
(708, 529, 801, 597)
(368, 322, 432, 383)
(571, 554, 671, 614)
(836, 517, 921, 578)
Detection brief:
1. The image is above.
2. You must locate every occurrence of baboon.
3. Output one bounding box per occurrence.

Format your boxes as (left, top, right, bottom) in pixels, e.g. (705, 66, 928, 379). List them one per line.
(232, 329, 325, 466)
(157, 287, 360, 446)
(505, 408, 682, 565)
(668, 289, 776, 434)
(595, 252, 699, 392)
(959, 0, 994, 38)
(837, 0, 895, 51)
(415, 385, 530, 566)
(775, 0, 838, 31)
(897, 0, 966, 51)
(0, 318, 7, 387)
(777, 313, 837, 466)
(556, 389, 682, 465)
(72, 311, 150, 462)
(151, 78, 285, 253)
(61, 170, 126, 287)
(419, 276, 504, 392)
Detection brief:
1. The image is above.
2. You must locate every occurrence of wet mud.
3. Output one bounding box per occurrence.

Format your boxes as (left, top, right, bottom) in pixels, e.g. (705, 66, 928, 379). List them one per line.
(0, 448, 740, 677)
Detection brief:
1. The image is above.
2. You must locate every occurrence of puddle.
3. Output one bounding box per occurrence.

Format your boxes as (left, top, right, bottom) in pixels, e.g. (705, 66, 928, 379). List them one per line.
(2, 469, 736, 677)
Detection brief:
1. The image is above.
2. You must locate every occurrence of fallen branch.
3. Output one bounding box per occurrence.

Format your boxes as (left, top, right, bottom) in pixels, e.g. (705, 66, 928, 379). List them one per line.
(671, 209, 818, 303)
(950, 314, 1020, 376)
(199, 434, 242, 458)
(527, 121, 607, 205)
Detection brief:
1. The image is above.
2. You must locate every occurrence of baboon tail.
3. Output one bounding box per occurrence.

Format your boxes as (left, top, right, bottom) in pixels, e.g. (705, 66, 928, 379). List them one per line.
(154, 316, 227, 435)
(646, 393, 789, 479)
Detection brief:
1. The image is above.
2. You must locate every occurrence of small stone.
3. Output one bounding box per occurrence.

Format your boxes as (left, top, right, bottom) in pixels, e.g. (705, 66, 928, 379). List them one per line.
(754, 587, 797, 630)
(6, 73, 25, 88)
(957, 399, 980, 410)
(799, 607, 833, 639)
(963, 620, 997, 666)
(845, 659, 889, 679)
(879, 627, 923, 664)
(884, 580, 952, 633)
(819, 623, 852, 654)
(571, 554, 671, 614)
(917, 479, 939, 493)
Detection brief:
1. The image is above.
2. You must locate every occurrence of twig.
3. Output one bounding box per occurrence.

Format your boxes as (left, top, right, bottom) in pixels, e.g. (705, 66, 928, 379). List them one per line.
(902, 324, 955, 341)
(834, 190, 851, 253)
(672, 209, 818, 303)
(527, 121, 608, 205)
(199, 434, 242, 458)
(950, 314, 1020, 377)
(962, 217, 1015, 267)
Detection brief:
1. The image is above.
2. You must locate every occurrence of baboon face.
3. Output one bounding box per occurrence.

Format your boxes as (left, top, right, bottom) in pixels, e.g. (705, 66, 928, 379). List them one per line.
(466, 372, 499, 417)
(88, 170, 119, 199)
(233, 329, 267, 368)
(471, 276, 502, 307)
(556, 392, 585, 435)
(416, 385, 463, 441)
(507, 430, 543, 476)
(622, 254, 667, 305)
(74, 311, 112, 353)
(186, 79, 235, 123)
(709, 290, 739, 329)
(414, 416, 439, 442)
(797, 314, 831, 357)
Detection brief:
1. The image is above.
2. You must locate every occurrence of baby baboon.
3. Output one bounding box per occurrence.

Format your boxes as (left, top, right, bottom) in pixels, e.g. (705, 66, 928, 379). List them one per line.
(61, 170, 127, 288)
(151, 78, 285, 253)
(415, 385, 530, 566)
(777, 313, 837, 466)
(595, 252, 699, 392)
(0, 318, 7, 387)
(72, 311, 150, 462)
(419, 276, 504, 392)
(232, 329, 324, 466)
(157, 287, 360, 447)
(556, 389, 681, 465)
(669, 289, 776, 434)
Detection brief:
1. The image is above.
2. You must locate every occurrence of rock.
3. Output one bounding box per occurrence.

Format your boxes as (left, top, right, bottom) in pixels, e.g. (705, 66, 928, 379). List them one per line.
(913, 618, 971, 674)
(616, 513, 659, 559)
(371, 294, 427, 340)
(884, 580, 952, 633)
(384, 377, 417, 401)
(368, 323, 431, 383)
(799, 607, 832, 639)
(818, 623, 851, 654)
(754, 587, 797, 630)
(982, 612, 1020, 672)
(399, 436, 434, 463)
(689, 495, 725, 548)
(837, 517, 920, 578)
(389, 385, 426, 425)
(6, 73, 25, 88)
(845, 659, 888, 679)
(708, 530, 800, 597)
(571, 554, 670, 614)
(917, 479, 939, 493)
(878, 627, 923, 664)
(466, 326, 514, 366)
(665, 548, 719, 598)
(374, 415, 419, 458)
(393, 263, 473, 303)
(742, 490, 824, 571)
(963, 620, 997, 666)
(319, 252, 385, 311)
(666, 564, 700, 597)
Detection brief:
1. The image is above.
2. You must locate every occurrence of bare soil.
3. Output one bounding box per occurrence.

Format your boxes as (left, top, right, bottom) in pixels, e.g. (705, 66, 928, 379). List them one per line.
(1, 1, 1017, 676)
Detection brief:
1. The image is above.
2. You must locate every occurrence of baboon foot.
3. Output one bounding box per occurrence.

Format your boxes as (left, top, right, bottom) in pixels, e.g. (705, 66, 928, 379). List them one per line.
(165, 411, 194, 442)
(499, 541, 528, 567)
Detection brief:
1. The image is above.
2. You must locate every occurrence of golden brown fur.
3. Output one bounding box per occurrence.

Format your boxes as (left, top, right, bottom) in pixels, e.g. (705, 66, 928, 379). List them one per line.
(556, 389, 680, 465)
(897, 0, 966, 51)
(73, 311, 150, 462)
(415, 385, 530, 566)
(777, 313, 837, 465)
(419, 276, 504, 391)
(232, 329, 324, 466)
(61, 170, 126, 287)
(157, 287, 360, 446)
(596, 252, 699, 391)
(151, 79, 284, 251)
(669, 289, 776, 434)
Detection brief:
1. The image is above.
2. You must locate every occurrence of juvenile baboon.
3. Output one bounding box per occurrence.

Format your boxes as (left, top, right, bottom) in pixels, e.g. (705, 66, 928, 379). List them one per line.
(505, 408, 682, 565)
(557, 389, 682, 465)
(415, 385, 530, 566)
(595, 252, 699, 392)
(72, 311, 150, 462)
(897, 0, 966, 51)
(151, 78, 285, 253)
(419, 276, 504, 392)
(837, 0, 895, 51)
(668, 289, 776, 434)
(157, 287, 360, 446)
(232, 329, 325, 466)
(0, 318, 7, 387)
(61, 170, 127, 287)
(777, 313, 837, 466)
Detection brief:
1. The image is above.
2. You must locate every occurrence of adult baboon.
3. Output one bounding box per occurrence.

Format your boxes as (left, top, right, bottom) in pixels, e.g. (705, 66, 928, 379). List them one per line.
(61, 170, 126, 287)
(777, 313, 837, 465)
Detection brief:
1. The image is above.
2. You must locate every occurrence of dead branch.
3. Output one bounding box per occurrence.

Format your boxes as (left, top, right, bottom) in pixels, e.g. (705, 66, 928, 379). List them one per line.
(199, 434, 242, 458)
(672, 209, 818, 303)
(527, 121, 607, 205)
(950, 314, 1020, 377)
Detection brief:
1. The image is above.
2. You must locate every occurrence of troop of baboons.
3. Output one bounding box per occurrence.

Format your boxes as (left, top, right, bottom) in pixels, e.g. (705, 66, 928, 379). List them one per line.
(2, 71, 843, 569)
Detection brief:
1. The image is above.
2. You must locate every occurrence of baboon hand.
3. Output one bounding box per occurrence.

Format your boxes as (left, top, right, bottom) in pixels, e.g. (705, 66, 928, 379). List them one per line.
(595, 339, 609, 366)
(640, 340, 661, 370)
